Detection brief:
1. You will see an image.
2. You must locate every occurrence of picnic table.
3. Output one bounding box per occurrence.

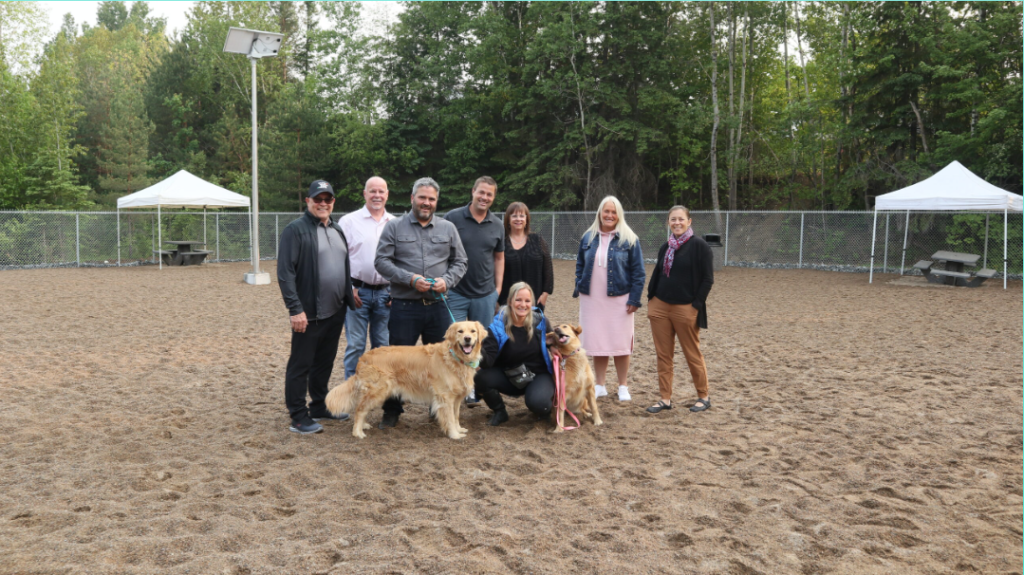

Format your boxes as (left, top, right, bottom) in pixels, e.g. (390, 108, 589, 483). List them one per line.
(154, 241, 212, 266)
(912, 250, 996, 288)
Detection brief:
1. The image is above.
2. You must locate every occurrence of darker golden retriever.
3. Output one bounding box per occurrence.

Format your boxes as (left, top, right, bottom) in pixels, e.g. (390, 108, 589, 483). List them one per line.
(545, 323, 603, 432)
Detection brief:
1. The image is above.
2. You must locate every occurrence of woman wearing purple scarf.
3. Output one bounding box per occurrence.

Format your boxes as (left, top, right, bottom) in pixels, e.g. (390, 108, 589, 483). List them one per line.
(645, 206, 715, 414)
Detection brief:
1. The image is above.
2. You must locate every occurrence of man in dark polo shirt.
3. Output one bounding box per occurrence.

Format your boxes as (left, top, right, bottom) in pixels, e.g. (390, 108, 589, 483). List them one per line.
(277, 180, 356, 435)
(443, 176, 504, 325)
(444, 176, 505, 406)
(374, 176, 468, 429)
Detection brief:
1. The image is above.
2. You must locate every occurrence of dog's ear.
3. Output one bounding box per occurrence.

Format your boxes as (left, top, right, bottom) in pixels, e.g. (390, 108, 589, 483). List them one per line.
(545, 332, 557, 345)
(472, 321, 486, 354)
(572, 324, 583, 335)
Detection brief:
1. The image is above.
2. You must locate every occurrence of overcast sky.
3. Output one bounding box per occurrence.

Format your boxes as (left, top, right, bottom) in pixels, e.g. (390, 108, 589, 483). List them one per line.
(41, 1, 401, 39)
(42, 1, 196, 37)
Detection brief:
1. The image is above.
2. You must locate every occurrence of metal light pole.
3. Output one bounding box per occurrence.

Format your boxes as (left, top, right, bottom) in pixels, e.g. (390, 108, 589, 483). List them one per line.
(224, 27, 283, 285)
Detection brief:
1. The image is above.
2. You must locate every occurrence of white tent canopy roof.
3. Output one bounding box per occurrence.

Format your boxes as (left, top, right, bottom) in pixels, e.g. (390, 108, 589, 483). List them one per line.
(116, 170, 251, 209)
(874, 161, 1022, 212)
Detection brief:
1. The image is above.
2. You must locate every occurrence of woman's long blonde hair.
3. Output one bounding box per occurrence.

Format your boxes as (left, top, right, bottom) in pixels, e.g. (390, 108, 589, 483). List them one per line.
(583, 196, 639, 247)
(501, 282, 535, 343)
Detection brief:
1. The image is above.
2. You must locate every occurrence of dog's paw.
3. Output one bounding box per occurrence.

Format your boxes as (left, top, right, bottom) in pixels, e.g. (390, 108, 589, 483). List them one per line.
(448, 432, 466, 440)
(353, 429, 367, 439)
(458, 427, 468, 434)
(593, 418, 604, 426)
(362, 423, 371, 431)
(549, 427, 564, 434)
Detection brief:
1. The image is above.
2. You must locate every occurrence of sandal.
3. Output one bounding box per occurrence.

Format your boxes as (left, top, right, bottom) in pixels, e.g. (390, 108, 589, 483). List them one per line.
(689, 398, 711, 412)
(646, 400, 672, 414)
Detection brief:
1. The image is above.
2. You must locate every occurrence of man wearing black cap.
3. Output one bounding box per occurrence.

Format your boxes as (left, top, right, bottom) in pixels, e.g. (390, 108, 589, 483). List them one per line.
(277, 180, 357, 434)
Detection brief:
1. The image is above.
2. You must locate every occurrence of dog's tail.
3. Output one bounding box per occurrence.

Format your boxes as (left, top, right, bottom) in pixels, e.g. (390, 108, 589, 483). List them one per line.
(325, 376, 358, 415)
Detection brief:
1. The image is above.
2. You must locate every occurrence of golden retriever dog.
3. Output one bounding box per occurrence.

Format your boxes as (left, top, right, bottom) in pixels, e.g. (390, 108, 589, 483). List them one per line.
(325, 321, 485, 439)
(545, 324, 603, 432)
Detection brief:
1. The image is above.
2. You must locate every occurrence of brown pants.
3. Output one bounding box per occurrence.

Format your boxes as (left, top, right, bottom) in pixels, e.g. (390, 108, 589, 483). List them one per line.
(648, 297, 709, 400)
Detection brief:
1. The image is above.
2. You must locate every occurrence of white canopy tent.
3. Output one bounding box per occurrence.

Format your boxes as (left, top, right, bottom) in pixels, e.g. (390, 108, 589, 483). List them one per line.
(869, 161, 1023, 289)
(116, 170, 251, 269)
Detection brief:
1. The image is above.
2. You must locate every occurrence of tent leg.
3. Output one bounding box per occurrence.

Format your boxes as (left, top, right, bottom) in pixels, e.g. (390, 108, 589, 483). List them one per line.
(204, 208, 207, 248)
(1004, 208, 1007, 290)
(117, 208, 121, 267)
(900, 210, 909, 275)
(983, 214, 989, 269)
(883, 213, 890, 273)
(869, 210, 878, 283)
(158, 204, 162, 270)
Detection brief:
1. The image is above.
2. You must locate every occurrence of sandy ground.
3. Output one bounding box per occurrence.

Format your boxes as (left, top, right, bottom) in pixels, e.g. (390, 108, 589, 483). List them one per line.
(0, 260, 1020, 575)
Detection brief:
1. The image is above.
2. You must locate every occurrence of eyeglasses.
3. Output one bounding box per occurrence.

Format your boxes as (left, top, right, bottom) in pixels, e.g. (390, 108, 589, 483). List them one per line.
(311, 196, 335, 204)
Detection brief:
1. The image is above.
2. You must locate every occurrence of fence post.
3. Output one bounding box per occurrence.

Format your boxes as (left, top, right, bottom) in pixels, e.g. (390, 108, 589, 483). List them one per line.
(551, 213, 556, 255)
(900, 210, 910, 275)
(723, 212, 729, 266)
(275, 215, 279, 259)
(798, 212, 804, 268)
(76, 213, 81, 267)
(216, 213, 220, 262)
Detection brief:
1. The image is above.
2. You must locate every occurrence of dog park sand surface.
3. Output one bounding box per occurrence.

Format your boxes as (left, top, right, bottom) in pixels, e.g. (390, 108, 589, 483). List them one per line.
(1, 260, 1020, 575)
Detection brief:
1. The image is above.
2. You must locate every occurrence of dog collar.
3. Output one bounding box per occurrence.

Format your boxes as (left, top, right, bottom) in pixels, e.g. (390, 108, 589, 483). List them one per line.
(564, 347, 582, 359)
(449, 348, 480, 368)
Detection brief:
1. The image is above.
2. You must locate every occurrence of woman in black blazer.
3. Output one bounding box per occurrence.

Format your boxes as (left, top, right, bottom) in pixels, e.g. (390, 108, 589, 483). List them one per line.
(645, 206, 714, 414)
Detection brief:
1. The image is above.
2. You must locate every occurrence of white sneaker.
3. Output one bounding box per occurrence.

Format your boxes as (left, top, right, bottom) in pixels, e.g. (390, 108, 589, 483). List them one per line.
(617, 387, 632, 401)
(595, 385, 608, 398)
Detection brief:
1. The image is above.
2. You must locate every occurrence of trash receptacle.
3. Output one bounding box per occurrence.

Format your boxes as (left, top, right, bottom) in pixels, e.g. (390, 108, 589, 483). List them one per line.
(703, 233, 724, 271)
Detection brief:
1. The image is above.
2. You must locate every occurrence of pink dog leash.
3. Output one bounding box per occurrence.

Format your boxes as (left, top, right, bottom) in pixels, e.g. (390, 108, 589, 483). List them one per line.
(552, 355, 581, 431)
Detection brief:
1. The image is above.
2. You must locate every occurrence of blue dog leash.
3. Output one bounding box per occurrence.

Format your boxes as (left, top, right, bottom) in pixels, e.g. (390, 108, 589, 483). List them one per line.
(424, 278, 457, 323)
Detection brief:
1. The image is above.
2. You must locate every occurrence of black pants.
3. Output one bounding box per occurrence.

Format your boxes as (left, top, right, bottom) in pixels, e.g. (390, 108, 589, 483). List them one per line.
(474, 367, 555, 418)
(382, 298, 452, 416)
(284, 310, 346, 422)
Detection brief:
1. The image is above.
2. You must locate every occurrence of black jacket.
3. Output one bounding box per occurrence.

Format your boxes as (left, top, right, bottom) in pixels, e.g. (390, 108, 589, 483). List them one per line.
(647, 236, 714, 329)
(277, 210, 356, 317)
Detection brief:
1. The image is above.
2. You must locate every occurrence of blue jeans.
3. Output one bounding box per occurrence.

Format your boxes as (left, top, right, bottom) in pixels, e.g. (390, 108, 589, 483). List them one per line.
(382, 298, 453, 416)
(343, 286, 391, 378)
(447, 290, 499, 326)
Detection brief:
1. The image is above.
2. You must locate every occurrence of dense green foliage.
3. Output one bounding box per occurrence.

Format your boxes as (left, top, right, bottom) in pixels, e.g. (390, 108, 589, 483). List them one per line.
(0, 1, 1019, 212)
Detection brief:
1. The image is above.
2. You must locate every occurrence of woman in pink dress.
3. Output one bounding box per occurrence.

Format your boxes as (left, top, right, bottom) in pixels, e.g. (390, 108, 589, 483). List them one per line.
(572, 196, 647, 401)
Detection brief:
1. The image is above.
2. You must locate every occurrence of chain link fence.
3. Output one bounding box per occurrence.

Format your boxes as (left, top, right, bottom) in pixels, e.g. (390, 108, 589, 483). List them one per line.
(1, 210, 1020, 278)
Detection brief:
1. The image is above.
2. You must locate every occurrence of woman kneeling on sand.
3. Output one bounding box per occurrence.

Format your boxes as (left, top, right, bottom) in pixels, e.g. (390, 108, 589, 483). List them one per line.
(474, 282, 555, 426)
(646, 206, 714, 414)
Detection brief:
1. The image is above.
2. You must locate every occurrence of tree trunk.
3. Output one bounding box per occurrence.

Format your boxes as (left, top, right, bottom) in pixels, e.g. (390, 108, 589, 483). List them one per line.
(709, 3, 722, 227)
(909, 99, 929, 154)
(727, 2, 736, 210)
(795, 1, 810, 99)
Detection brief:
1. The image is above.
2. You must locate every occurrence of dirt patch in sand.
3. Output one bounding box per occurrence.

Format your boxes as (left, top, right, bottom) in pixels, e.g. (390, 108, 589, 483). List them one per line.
(0, 261, 1020, 574)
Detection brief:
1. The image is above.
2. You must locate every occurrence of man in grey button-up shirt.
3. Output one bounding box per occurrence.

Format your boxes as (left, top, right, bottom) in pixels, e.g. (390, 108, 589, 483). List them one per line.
(373, 177, 468, 429)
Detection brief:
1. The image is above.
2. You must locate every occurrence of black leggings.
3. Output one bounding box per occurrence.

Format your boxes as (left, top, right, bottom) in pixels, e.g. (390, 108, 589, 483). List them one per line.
(474, 368, 554, 417)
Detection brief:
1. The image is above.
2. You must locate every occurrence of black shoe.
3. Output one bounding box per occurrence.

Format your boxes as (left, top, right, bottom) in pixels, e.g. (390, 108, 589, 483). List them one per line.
(379, 412, 400, 429)
(487, 409, 509, 427)
(689, 398, 711, 412)
(310, 411, 350, 422)
(289, 417, 324, 435)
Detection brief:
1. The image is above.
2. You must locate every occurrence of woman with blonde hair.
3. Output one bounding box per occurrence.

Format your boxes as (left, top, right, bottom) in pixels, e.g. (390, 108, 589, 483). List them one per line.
(645, 206, 714, 413)
(572, 196, 647, 401)
(474, 282, 555, 426)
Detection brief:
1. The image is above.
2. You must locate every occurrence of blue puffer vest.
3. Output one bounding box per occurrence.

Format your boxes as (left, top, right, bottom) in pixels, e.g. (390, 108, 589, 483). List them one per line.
(486, 309, 553, 373)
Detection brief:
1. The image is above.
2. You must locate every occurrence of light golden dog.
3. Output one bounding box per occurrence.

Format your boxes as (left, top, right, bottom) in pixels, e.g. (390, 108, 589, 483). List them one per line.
(325, 321, 485, 439)
(545, 324, 603, 432)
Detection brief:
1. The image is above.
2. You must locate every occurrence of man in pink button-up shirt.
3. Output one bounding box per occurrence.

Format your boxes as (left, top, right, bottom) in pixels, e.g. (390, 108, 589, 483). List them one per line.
(339, 176, 396, 378)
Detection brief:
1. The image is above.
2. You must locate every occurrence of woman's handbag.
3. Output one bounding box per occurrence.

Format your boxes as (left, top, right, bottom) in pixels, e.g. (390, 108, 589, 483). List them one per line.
(504, 364, 536, 389)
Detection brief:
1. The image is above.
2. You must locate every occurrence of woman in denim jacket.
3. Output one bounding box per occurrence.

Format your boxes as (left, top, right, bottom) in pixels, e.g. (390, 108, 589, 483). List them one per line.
(573, 196, 647, 401)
